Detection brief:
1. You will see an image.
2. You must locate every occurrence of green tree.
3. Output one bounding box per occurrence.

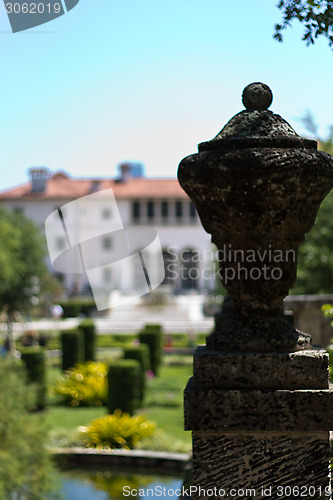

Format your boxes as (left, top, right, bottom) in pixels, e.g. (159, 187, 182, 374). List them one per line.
(0, 357, 56, 499)
(319, 130, 333, 157)
(0, 208, 49, 350)
(0, 208, 47, 315)
(301, 110, 333, 155)
(291, 115, 333, 293)
(292, 190, 333, 294)
(274, 0, 333, 48)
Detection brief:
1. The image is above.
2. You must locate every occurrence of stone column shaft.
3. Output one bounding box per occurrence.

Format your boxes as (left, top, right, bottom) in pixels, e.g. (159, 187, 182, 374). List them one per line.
(185, 347, 332, 499)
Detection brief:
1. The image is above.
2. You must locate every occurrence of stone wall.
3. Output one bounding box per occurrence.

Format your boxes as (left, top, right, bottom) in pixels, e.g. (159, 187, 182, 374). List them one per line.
(284, 295, 333, 347)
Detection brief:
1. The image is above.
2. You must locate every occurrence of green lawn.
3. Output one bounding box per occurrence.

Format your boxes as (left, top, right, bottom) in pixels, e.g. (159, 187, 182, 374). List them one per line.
(36, 406, 106, 432)
(139, 364, 192, 443)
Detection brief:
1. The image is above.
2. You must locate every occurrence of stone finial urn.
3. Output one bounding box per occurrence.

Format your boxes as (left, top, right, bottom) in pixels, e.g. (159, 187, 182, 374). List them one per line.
(178, 83, 333, 352)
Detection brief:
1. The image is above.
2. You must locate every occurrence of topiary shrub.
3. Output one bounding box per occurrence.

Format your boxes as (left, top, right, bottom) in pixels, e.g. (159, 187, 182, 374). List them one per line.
(143, 324, 163, 333)
(80, 298, 96, 317)
(107, 360, 141, 414)
(61, 329, 84, 371)
(123, 344, 150, 403)
(123, 344, 150, 372)
(139, 326, 163, 375)
(78, 319, 96, 362)
(58, 299, 81, 318)
(20, 347, 47, 410)
(53, 361, 108, 407)
(58, 298, 96, 318)
(82, 409, 155, 449)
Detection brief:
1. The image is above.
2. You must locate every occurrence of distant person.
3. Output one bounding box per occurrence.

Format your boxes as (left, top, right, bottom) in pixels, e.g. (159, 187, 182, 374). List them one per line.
(22, 330, 39, 347)
(165, 336, 173, 351)
(188, 329, 196, 348)
(1, 337, 10, 356)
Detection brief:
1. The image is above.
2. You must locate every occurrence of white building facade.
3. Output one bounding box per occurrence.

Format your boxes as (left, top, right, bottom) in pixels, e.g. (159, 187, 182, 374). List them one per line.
(0, 165, 217, 305)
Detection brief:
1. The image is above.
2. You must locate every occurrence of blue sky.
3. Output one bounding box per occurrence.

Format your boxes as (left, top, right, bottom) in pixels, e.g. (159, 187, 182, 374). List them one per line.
(0, 0, 333, 190)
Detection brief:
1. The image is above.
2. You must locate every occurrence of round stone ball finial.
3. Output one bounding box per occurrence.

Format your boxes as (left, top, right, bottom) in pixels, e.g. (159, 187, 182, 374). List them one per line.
(242, 82, 273, 111)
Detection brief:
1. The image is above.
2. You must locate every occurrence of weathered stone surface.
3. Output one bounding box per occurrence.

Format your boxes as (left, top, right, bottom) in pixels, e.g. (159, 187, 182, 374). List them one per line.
(242, 82, 273, 111)
(185, 380, 333, 431)
(178, 143, 333, 314)
(178, 83, 333, 351)
(193, 346, 329, 390)
(191, 431, 331, 499)
(206, 312, 311, 352)
(179, 84, 333, 498)
(284, 294, 333, 347)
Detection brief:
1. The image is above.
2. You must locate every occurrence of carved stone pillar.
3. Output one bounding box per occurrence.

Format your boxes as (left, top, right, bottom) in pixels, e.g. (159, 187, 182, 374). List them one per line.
(178, 83, 333, 499)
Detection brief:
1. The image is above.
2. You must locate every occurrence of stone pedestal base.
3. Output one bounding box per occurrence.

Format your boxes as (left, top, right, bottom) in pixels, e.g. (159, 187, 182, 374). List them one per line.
(191, 432, 330, 499)
(184, 346, 333, 499)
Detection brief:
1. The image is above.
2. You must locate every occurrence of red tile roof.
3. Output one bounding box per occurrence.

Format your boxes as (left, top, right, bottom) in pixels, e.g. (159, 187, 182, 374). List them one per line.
(0, 171, 189, 200)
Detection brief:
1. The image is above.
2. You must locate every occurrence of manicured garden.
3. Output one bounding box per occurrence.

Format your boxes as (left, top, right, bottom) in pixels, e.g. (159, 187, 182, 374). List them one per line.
(20, 322, 197, 454)
(30, 360, 193, 452)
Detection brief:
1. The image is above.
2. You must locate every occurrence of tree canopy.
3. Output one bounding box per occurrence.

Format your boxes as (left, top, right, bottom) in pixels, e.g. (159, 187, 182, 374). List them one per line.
(0, 357, 56, 499)
(0, 207, 48, 319)
(292, 190, 333, 294)
(291, 119, 333, 294)
(274, 0, 333, 48)
(301, 110, 333, 155)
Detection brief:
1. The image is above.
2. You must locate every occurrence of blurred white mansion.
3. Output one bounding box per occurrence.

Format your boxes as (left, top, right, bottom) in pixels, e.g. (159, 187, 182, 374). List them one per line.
(0, 164, 216, 303)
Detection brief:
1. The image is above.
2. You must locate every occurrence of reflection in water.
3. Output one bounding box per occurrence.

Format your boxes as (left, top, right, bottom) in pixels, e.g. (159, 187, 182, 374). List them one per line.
(52, 468, 184, 499)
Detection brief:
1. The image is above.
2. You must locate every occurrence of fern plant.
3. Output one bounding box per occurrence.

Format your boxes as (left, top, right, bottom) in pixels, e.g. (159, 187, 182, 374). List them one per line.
(82, 410, 155, 449)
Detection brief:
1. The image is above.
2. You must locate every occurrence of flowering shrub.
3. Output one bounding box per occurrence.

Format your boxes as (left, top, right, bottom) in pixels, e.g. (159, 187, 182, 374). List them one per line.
(322, 304, 333, 383)
(53, 361, 108, 407)
(82, 409, 155, 449)
(322, 304, 333, 324)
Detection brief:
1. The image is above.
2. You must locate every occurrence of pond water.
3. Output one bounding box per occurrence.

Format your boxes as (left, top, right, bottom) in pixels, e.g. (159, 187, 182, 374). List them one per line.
(51, 468, 184, 499)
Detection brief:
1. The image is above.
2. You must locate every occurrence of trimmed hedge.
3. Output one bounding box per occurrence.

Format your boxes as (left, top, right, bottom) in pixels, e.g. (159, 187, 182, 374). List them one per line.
(61, 330, 84, 371)
(123, 345, 150, 373)
(107, 360, 141, 415)
(78, 319, 96, 362)
(143, 324, 163, 333)
(20, 347, 47, 410)
(123, 345, 150, 403)
(139, 325, 163, 375)
(58, 298, 96, 318)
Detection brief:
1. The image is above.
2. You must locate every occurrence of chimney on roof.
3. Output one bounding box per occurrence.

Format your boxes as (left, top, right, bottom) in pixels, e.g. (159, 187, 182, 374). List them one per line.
(90, 179, 101, 192)
(117, 162, 144, 182)
(119, 163, 131, 183)
(29, 167, 49, 193)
